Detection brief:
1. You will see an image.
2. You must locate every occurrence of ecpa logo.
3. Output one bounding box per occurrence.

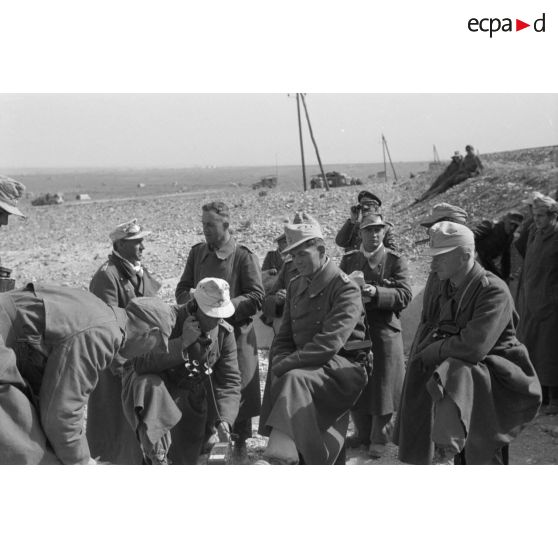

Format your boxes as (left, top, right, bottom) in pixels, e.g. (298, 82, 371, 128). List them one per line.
(468, 13, 546, 37)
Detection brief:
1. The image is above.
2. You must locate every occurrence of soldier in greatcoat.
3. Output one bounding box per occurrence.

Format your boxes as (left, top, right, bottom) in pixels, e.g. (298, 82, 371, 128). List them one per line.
(124, 278, 241, 464)
(516, 195, 558, 414)
(340, 213, 412, 458)
(0, 284, 176, 464)
(394, 222, 541, 464)
(88, 219, 161, 464)
(175, 201, 264, 458)
(258, 217, 368, 464)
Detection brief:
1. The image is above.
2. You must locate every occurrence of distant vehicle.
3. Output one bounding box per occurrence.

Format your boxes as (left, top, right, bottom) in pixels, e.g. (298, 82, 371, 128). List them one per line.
(31, 192, 64, 206)
(251, 176, 277, 190)
(76, 194, 91, 201)
(317, 171, 362, 189)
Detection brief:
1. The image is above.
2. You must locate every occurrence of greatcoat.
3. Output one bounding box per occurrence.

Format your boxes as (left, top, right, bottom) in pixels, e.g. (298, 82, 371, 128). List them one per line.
(394, 262, 541, 464)
(87, 253, 161, 463)
(0, 284, 127, 464)
(340, 246, 412, 416)
(516, 222, 558, 387)
(259, 259, 368, 464)
(175, 237, 264, 425)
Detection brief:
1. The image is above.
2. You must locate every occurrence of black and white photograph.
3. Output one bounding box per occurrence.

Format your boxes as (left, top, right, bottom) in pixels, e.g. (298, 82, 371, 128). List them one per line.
(1, 2, 557, 557)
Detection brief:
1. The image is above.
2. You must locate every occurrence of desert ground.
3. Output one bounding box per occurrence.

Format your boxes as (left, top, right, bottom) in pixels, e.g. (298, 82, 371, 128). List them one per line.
(2, 147, 558, 464)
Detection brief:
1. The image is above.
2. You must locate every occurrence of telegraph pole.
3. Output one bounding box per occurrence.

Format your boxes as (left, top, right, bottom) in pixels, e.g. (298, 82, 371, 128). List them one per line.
(296, 94, 308, 192)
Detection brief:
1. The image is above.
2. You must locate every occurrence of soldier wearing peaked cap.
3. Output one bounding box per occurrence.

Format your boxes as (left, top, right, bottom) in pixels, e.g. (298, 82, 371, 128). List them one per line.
(0, 284, 175, 464)
(258, 216, 368, 464)
(122, 278, 241, 464)
(175, 201, 264, 459)
(394, 222, 541, 464)
(340, 213, 412, 459)
(87, 218, 162, 464)
(335, 190, 399, 253)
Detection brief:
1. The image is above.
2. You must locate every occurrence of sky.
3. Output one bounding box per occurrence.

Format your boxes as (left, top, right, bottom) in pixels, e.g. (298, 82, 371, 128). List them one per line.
(1, 93, 556, 169)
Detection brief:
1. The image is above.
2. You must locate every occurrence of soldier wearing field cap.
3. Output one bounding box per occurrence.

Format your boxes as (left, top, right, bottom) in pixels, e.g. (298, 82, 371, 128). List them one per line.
(124, 277, 241, 464)
(340, 213, 412, 459)
(0, 283, 176, 464)
(516, 195, 558, 414)
(258, 215, 368, 464)
(394, 222, 541, 464)
(335, 190, 398, 252)
(87, 218, 162, 464)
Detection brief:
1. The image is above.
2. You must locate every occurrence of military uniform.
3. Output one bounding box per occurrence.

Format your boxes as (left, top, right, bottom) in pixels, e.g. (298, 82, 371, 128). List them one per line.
(259, 259, 368, 464)
(516, 222, 558, 391)
(335, 219, 398, 253)
(340, 246, 412, 444)
(474, 220, 515, 282)
(126, 305, 241, 464)
(0, 284, 127, 464)
(394, 262, 541, 464)
(261, 257, 298, 329)
(87, 253, 161, 464)
(175, 237, 264, 439)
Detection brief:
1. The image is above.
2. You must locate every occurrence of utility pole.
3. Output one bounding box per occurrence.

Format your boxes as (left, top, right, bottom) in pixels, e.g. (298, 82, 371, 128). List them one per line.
(381, 133, 398, 182)
(382, 136, 387, 182)
(300, 94, 330, 192)
(295, 93, 308, 192)
(433, 144, 440, 165)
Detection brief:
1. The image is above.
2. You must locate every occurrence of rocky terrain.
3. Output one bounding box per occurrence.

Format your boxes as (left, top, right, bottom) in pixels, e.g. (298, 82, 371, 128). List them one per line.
(2, 145, 557, 464)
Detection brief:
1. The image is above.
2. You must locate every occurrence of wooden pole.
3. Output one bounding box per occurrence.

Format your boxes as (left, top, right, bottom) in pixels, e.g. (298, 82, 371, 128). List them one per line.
(296, 94, 307, 192)
(382, 134, 387, 182)
(300, 94, 330, 192)
(383, 134, 398, 182)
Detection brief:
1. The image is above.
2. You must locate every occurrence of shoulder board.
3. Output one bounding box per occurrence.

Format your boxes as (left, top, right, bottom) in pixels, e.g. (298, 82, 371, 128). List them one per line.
(218, 319, 234, 333)
(339, 271, 350, 283)
(289, 273, 302, 284)
(192, 241, 206, 249)
(237, 244, 254, 254)
(343, 249, 359, 256)
(480, 274, 490, 287)
(385, 248, 402, 258)
(100, 262, 110, 272)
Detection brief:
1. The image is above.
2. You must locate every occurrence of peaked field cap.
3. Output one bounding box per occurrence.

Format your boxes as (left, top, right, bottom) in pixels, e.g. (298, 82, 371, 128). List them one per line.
(358, 190, 382, 206)
(521, 191, 543, 206)
(533, 194, 558, 212)
(125, 297, 176, 351)
(428, 222, 475, 256)
(0, 175, 26, 217)
(282, 218, 324, 254)
(360, 213, 388, 229)
(192, 277, 235, 318)
(109, 218, 151, 242)
(420, 203, 468, 228)
(506, 211, 524, 225)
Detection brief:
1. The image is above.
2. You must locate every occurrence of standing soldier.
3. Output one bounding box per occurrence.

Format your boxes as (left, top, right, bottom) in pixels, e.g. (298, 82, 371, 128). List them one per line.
(335, 190, 398, 252)
(175, 201, 264, 460)
(474, 212, 524, 283)
(340, 214, 412, 458)
(516, 195, 558, 414)
(88, 219, 161, 463)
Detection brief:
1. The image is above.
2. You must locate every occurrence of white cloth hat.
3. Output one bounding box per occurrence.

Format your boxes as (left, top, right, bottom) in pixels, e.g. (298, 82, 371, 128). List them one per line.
(192, 277, 235, 318)
(109, 219, 151, 242)
(428, 222, 475, 256)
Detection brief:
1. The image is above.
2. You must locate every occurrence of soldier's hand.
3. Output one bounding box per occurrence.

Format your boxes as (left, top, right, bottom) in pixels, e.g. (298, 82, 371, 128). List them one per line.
(276, 289, 287, 301)
(216, 421, 231, 443)
(362, 284, 377, 297)
(350, 205, 360, 223)
(268, 268, 278, 276)
(182, 315, 202, 347)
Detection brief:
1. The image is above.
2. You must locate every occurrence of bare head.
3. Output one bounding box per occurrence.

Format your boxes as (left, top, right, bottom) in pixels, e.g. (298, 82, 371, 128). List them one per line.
(202, 201, 230, 247)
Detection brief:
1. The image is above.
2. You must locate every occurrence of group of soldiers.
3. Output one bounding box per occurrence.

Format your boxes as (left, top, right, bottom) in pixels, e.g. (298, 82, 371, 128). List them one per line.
(0, 176, 556, 465)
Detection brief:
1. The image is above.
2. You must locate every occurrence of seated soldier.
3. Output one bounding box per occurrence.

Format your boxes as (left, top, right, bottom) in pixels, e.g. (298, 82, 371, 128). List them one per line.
(0, 284, 176, 465)
(340, 214, 412, 459)
(394, 222, 541, 464)
(262, 232, 288, 279)
(335, 190, 398, 252)
(123, 278, 241, 464)
(258, 216, 369, 464)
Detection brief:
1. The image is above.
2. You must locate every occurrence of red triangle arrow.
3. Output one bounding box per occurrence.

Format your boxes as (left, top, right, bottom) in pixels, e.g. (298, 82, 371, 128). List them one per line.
(516, 19, 530, 31)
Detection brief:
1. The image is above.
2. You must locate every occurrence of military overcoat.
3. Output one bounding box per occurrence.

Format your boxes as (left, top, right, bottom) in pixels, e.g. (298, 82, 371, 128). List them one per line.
(87, 253, 161, 464)
(175, 237, 264, 423)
